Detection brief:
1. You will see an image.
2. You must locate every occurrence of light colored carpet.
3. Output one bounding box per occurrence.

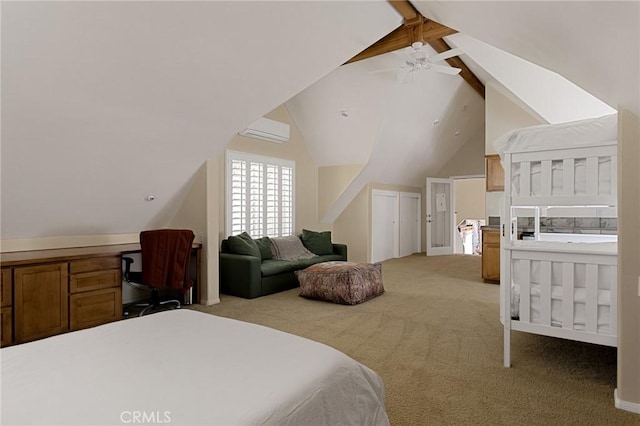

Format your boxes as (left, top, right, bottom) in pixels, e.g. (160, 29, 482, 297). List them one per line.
(192, 254, 638, 425)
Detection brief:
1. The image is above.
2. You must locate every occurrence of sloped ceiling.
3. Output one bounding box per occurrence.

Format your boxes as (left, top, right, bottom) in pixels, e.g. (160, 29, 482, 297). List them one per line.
(445, 33, 617, 123)
(2, 1, 637, 241)
(414, 0, 640, 116)
(1, 1, 400, 240)
(288, 1, 631, 225)
(286, 44, 485, 170)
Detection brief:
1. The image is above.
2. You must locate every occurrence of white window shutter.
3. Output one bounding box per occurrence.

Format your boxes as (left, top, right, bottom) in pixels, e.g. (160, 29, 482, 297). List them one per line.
(226, 151, 295, 238)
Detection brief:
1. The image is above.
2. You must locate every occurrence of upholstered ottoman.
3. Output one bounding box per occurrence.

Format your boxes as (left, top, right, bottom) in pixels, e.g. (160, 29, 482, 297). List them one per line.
(296, 261, 384, 305)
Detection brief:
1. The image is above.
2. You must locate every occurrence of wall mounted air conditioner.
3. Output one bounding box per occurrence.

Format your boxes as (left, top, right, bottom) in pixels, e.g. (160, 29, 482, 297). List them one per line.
(238, 117, 290, 143)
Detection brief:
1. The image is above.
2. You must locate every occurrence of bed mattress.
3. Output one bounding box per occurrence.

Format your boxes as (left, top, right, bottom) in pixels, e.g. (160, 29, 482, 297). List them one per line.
(1, 309, 389, 426)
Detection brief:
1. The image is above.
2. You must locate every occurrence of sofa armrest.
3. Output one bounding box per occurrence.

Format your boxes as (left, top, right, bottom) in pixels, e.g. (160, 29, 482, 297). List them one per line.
(219, 253, 262, 299)
(332, 243, 348, 261)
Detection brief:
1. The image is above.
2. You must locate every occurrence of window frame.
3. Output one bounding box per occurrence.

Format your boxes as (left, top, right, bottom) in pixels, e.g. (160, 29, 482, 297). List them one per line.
(225, 150, 296, 238)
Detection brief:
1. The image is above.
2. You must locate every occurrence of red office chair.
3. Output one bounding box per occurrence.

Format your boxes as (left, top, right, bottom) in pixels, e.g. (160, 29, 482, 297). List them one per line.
(123, 229, 195, 317)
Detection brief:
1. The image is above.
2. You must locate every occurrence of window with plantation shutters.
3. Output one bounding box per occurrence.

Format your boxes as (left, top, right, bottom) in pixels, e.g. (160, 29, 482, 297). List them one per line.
(226, 151, 295, 238)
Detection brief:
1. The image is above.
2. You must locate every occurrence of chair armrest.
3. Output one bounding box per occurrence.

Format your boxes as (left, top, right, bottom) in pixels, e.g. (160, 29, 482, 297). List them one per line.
(122, 256, 134, 281)
(219, 253, 262, 299)
(332, 243, 348, 261)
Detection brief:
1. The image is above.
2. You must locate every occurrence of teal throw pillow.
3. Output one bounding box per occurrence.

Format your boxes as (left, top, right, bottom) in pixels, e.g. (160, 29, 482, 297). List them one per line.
(254, 236, 273, 260)
(301, 229, 333, 256)
(227, 232, 261, 258)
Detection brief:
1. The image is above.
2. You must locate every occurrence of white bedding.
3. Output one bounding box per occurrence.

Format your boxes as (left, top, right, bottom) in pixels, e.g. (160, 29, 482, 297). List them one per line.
(1, 309, 389, 426)
(493, 113, 617, 157)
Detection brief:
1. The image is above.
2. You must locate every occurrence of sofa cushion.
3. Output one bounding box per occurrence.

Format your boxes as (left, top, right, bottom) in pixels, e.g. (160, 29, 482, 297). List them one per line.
(261, 254, 348, 277)
(311, 254, 345, 264)
(301, 229, 333, 255)
(227, 232, 261, 258)
(261, 259, 309, 277)
(254, 237, 273, 260)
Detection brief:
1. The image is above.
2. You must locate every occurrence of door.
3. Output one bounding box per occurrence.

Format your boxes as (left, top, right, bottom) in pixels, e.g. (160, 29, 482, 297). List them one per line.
(371, 190, 399, 263)
(399, 192, 421, 257)
(14, 263, 69, 343)
(426, 178, 454, 256)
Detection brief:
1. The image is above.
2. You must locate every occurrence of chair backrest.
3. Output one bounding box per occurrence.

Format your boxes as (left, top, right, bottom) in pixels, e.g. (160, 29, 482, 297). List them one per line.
(139, 229, 195, 290)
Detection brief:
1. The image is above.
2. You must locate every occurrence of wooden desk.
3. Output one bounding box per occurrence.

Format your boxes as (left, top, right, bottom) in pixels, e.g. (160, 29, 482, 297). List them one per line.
(1, 243, 201, 347)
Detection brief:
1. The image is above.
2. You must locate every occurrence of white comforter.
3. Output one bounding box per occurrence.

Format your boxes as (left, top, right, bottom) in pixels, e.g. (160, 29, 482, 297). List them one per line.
(1, 309, 389, 426)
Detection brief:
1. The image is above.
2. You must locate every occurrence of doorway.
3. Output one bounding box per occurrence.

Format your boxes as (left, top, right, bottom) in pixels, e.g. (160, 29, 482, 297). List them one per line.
(453, 177, 486, 255)
(371, 190, 422, 263)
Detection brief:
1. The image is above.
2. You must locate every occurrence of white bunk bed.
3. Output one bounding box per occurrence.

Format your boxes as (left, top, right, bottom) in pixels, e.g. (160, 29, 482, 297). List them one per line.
(496, 114, 618, 367)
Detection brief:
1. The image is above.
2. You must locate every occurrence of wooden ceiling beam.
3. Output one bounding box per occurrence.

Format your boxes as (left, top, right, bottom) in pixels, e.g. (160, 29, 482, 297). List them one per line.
(344, 0, 485, 98)
(388, 0, 419, 21)
(345, 25, 410, 64)
(428, 38, 485, 99)
(344, 20, 456, 65)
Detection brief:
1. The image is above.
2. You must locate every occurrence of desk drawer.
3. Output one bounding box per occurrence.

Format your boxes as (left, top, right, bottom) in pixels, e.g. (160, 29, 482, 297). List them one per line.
(70, 287, 122, 331)
(70, 269, 121, 293)
(70, 256, 121, 274)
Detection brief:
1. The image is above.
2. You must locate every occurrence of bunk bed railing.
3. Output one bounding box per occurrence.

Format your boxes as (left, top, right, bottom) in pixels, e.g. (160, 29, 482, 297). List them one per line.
(501, 141, 618, 368)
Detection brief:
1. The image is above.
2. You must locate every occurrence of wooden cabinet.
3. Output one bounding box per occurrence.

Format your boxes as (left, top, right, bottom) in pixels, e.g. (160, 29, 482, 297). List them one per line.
(2, 250, 128, 346)
(14, 263, 69, 343)
(69, 256, 122, 331)
(1, 268, 12, 347)
(485, 155, 505, 192)
(482, 229, 500, 283)
(1, 242, 199, 346)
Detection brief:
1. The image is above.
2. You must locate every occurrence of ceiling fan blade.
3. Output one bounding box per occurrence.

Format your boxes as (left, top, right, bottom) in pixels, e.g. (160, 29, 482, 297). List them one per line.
(427, 48, 463, 63)
(369, 67, 398, 74)
(429, 64, 462, 75)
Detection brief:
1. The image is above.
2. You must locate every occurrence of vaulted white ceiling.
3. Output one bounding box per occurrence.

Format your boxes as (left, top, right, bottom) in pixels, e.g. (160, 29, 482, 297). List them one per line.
(414, 0, 639, 116)
(2, 1, 638, 241)
(1, 1, 399, 239)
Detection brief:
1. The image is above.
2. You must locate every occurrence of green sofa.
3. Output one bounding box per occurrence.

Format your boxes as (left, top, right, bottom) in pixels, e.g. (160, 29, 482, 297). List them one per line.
(219, 237, 347, 299)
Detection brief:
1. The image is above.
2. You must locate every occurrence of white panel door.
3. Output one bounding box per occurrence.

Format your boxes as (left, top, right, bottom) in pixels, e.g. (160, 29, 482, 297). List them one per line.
(426, 178, 454, 256)
(399, 192, 421, 257)
(371, 190, 399, 263)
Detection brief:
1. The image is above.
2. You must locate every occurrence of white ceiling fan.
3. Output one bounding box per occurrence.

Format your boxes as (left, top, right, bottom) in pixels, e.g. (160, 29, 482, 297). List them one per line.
(373, 42, 463, 82)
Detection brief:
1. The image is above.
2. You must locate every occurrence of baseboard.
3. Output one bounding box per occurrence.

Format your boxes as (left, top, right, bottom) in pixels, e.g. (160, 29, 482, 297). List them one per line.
(200, 297, 220, 306)
(615, 389, 640, 413)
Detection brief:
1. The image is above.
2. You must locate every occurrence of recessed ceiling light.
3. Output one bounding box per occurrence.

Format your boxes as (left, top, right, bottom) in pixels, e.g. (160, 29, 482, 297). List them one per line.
(454, 131, 460, 137)
(340, 108, 349, 118)
(433, 119, 440, 126)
